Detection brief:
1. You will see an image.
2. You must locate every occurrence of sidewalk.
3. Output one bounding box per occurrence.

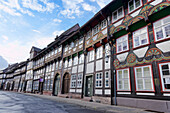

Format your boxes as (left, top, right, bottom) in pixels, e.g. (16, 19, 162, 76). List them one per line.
(21, 93, 153, 113)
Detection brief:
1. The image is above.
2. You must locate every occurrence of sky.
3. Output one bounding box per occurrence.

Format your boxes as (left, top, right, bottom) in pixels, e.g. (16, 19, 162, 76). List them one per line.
(0, 0, 112, 64)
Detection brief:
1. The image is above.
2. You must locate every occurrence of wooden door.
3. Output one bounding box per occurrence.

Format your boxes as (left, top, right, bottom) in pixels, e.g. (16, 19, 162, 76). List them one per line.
(85, 76, 93, 97)
(63, 73, 70, 94)
(54, 75, 60, 95)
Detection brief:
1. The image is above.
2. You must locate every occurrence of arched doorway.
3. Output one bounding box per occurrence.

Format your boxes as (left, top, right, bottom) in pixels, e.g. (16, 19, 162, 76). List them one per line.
(62, 72, 70, 94)
(53, 74, 60, 96)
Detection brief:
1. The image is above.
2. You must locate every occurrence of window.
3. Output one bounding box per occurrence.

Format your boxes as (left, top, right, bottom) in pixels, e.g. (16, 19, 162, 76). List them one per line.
(128, 0, 142, 13)
(59, 60, 62, 69)
(79, 38, 83, 45)
(64, 45, 68, 52)
(96, 72, 103, 88)
(64, 60, 68, 68)
(153, 16, 170, 41)
(49, 79, 53, 91)
(112, 7, 124, 22)
(116, 35, 129, 53)
(58, 46, 62, 52)
(117, 69, 130, 91)
(96, 46, 103, 59)
(101, 19, 107, 29)
(86, 31, 91, 40)
(73, 56, 78, 65)
(77, 74, 82, 88)
(159, 62, 170, 91)
(105, 71, 110, 87)
(79, 54, 84, 64)
(133, 26, 149, 48)
(88, 50, 94, 62)
(71, 75, 77, 88)
(55, 61, 58, 70)
(55, 48, 58, 54)
(74, 40, 78, 47)
(134, 65, 154, 91)
(68, 58, 72, 67)
(93, 25, 99, 36)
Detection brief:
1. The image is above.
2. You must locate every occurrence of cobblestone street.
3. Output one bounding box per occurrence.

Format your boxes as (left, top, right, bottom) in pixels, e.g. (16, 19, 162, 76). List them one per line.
(0, 91, 104, 113)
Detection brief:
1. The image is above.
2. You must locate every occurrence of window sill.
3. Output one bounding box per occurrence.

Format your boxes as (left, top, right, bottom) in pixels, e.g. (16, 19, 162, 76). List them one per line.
(116, 50, 130, 55)
(132, 43, 150, 50)
(154, 37, 170, 44)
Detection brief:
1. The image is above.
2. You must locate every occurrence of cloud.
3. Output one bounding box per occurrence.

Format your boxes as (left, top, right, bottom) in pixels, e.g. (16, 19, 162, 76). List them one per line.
(60, 0, 84, 19)
(53, 18, 62, 23)
(2, 35, 9, 41)
(33, 29, 41, 33)
(22, 0, 56, 13)
(90, 0, 112, 8)
(81, 3, 96, 13)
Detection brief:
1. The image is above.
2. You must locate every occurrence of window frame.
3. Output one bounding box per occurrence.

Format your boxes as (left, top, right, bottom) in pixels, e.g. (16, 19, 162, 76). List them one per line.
(116, 34, 129, 54)
(117, 68, 131, 91)
(128, 0, 142, 13)
(86, 30, 91, 40)
(71, 74, 77, 88)
(88, 50, 95, 62)
(153, 16, 170, 42)
(95, 72, 103, 88)
(93, 24, 99, 36)
(77, 74, 83, 88)
(134, 65, 155, 92)
(101, 19, 107, 29)
(112, 6, 124, 23)
(96, 46, 103, 59)
(105, 71, 110, 88)
(132, 26, 150, 48)
(158, 62, 170, 92)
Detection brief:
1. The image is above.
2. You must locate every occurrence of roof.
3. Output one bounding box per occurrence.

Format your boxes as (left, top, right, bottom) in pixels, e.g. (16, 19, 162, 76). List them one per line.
(30, 46, 41, 53)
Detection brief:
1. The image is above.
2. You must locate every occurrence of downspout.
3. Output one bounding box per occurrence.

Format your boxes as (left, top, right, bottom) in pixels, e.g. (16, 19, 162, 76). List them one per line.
(79, 31, 86, 99)
(100, 11, 116, 105)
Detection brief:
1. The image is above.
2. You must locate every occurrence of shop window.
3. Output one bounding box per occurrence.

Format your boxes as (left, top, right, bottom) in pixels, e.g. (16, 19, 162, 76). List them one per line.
(96, 72, 103, 88)
(128, 0, 142, 13)
(116, 34, 129, 53)
(134, 65, 154, 91)
(133, 26, 149, 48)
(153, 16, 170, 42)
(159, 62, 170, 91)
(112, 7, 124, 22)
(117, 68, 130, 91)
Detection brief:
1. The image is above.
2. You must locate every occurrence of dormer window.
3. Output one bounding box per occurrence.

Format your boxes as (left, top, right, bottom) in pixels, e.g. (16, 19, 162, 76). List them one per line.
(128, 0, 142, 13)
(112, 7, 124, 22)
(93, 25, 99, 36)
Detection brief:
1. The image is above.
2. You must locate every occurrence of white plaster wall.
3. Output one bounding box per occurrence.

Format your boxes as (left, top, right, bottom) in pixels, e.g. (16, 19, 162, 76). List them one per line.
(105, 89, 111, 95)
(117, 52, 128, 62)
(150, 0, 162, 5)
(86, 62, 94, 74)
(102, 28, 107, 35)
(96, 59, 103, 71)
(76, 89, 82, 93)
(95, 89, 102, 95)
(105, 57, 110, 69)
(156, 40, 170, 53)
(72, 66, 77, 74)
(70, 89, 75, 93)
(130, 8, 141, 17)
(134, 46, 148, 58)
(113, 19, 123, 27)
(78, 64, 84, 73)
